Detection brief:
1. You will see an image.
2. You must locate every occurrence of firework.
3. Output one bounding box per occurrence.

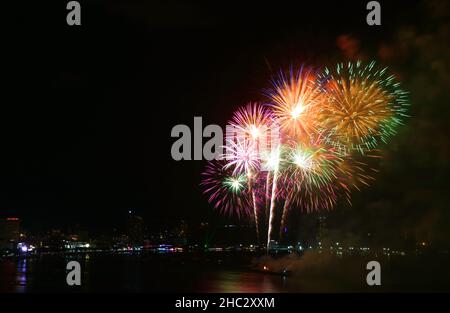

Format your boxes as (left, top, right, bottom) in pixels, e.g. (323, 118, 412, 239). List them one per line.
(277, 139, 342, 237)
(225, 103, 278, 242)
(223, 137, 260, 175)
(282, 138, 341, 190)
(319, 61, 409, 153)
(264, 66, 324, 139)
(199, 61, 408, 252)
(228, 102, 275, 143)
(201, 160, 252, 217)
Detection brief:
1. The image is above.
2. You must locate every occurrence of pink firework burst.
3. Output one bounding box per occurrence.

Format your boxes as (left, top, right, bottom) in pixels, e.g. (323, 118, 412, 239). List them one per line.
(200, 160, 252, 217)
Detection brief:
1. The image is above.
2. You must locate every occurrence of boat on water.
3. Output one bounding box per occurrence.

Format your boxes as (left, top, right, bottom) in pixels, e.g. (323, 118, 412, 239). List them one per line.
(249, 264, 293, 276)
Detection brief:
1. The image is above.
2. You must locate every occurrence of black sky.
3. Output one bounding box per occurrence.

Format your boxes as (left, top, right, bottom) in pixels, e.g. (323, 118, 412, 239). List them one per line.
(3, 0, 450, 244)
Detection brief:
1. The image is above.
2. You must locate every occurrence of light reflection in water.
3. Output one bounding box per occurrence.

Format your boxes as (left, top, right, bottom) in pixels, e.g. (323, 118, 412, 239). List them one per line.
(15, 258, 27, 293)
(198, 271, 285, 293)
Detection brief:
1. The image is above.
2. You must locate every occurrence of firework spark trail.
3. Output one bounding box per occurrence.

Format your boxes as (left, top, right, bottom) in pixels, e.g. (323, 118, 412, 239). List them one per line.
(264, 146, 281, 252)
(279, 196, 291, 240)
(247, 169, 260, 241)
(264, 171, 271, 226)
(267, 168, 279, 252)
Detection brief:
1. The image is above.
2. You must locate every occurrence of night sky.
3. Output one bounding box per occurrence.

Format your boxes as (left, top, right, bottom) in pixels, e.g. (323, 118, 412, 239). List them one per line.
(3, 1, 450, 244)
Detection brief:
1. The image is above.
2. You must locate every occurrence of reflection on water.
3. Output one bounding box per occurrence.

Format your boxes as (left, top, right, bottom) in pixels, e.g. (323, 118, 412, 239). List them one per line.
(197, 271, 281, 293)
(15, 258, 27, 293)
(1, 253, 449, 292)
(0, 258, 28, 293)
(0, 254, 293, 293)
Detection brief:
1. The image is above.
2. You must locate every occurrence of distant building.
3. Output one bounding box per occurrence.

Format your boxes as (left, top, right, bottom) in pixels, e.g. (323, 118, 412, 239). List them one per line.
(316, 215, 328, 245)
(41, 229, 65, 251)
(67, 229, 89, 242)
(127, 213, 145, 245)
(0, 217, 21, 250)
(112, 234, 130, 249)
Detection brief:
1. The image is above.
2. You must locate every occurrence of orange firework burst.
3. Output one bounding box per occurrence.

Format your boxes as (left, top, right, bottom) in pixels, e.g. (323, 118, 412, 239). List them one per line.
(265, 66, 324, 139)
(319, 61, 409, 153)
